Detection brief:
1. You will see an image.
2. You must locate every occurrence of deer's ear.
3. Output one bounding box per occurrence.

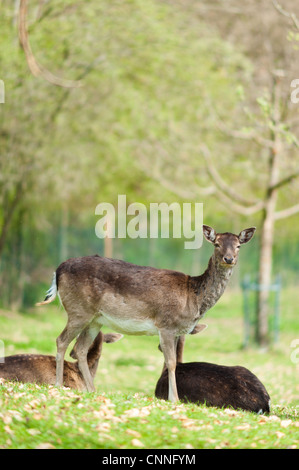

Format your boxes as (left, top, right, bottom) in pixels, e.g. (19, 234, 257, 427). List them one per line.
(190, 323, 208, 335)
(103, 333, 123, 344)
(203, 225, 216, 243)
(238, 227, 256, 244)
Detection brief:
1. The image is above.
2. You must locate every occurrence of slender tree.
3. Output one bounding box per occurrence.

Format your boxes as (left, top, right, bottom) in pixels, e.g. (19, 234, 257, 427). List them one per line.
(201, 70, 299, 345)
(139, 5, 299, 345)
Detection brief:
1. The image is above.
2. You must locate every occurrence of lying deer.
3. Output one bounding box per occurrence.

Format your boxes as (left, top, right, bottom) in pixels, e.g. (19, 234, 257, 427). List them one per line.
(0, 332, 122, 391)
(155, 334, 270, 414)
(36, 224, 255, 401)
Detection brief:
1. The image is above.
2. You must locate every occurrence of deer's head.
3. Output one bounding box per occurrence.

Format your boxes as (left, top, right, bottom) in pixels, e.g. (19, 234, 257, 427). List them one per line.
(203, 225, 256, 267)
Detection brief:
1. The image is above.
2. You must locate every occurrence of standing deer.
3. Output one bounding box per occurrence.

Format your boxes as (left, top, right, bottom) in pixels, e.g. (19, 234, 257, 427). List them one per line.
(0, 332, 122, 391)
(36, 225, 255, 401)
(155, 335, 270, 414)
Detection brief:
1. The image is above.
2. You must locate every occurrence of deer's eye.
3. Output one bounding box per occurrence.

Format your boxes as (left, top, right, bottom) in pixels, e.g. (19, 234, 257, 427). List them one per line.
(236, 245, 240, 249)
(214, 243, 220, 248)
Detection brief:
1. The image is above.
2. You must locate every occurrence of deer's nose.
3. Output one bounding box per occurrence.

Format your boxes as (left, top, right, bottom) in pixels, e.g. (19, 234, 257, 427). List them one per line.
(223, 256, 234, 264)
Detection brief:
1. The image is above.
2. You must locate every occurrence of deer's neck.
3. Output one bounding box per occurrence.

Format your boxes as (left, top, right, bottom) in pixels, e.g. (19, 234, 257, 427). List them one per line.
(192, 255, 233, 316)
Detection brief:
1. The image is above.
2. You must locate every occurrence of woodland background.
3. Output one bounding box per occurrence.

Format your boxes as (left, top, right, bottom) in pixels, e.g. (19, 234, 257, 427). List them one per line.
(0, 0, 299, 450)
(1, 0, 299, 345)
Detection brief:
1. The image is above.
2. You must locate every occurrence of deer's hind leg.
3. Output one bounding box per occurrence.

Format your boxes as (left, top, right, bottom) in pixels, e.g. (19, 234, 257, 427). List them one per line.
(56, 314, 91, 388)
(71, 323, 102, 392)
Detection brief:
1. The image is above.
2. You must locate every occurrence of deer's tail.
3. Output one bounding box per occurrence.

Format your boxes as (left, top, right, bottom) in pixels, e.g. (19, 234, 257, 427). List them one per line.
(35, 272, 57, 306)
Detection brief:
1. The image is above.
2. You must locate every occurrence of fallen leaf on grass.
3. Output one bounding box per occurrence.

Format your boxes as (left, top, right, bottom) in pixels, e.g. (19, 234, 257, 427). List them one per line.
(4, 425, 13, 436)
(2, 415, 12, 425)
(126, 429, 141, 438)
(124, 406, 151, 418)
(95, 395, 113, 405)
(180, 419, 199, 430)
(258, 417, 267, 425)
(223, 409, 238, 416)
(13, 393, 26, 399)
(258, 440, 267, 445)
(202, 424, 213, 430)
(98, 433, 115, 442)
(96, 422, 111, 432)
(185, 444, 194, 449)
(235, 423, 251, 431)
(172, 414, 200, 431)
(27, 429, 40, 436)
(217, 441, 230, 448)
(48, 388, 62, 398)
(8, 410, 23, 422)
(167, 405, 185, 416)
(280, 420, 292, 428)
(24, 399, 41, 410)
(35, 443, 56, 449)
(276, 431, 285, 439)
(267, 415, 280, 422)
(131, 438, 145, 447)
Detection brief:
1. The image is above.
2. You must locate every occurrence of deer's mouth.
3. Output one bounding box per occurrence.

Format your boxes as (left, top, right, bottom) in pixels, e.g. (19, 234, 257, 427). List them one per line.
(221, 261, 236, 267)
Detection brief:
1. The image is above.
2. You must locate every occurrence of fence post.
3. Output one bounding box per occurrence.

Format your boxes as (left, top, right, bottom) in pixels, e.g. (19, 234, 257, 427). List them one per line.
(0, 80, 4, 104)
(0, 340, 4, 363)
(241, 275, 251, 348)
(273, 275, 281, 344)
(241, 275, 281, 346)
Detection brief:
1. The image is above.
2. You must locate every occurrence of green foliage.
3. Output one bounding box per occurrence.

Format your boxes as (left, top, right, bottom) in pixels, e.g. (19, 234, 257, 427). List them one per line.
(0, 0, 255, 308)
(0, 381, 297, 449)
(1, 0, 299, 311)
(0, 289, 298, 449)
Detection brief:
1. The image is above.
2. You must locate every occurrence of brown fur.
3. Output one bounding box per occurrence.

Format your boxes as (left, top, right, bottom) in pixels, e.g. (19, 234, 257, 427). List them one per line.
(37, 225, 256, 400)
(155, 337, 270, 414)
(155, 361, 270, 413)
(0, 332, 122, 391)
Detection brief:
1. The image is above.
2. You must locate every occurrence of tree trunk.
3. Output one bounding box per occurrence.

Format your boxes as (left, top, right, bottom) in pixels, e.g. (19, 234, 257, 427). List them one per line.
(256, 72, 282, 346)
(0, 182, 23, 258)
(10, 207, 26, 311)
(257, 204, 276, 345)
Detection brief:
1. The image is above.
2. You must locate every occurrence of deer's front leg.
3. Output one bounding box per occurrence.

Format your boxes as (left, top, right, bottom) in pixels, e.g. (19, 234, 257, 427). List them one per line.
(159, 330, 178, 403)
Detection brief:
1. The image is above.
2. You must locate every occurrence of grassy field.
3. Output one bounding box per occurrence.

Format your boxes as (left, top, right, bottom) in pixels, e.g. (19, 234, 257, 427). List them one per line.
(0, 288, 298, 449)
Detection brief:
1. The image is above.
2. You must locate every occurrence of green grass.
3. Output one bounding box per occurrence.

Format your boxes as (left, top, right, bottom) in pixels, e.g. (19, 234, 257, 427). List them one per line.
(0, 288, 298, 449)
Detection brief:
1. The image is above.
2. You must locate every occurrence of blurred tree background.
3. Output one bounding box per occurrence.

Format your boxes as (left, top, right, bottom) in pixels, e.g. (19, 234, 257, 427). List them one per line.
(0, 0, 298, 345)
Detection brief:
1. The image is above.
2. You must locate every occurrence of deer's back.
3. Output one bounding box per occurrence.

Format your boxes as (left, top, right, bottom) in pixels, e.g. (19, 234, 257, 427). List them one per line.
(0, 354, 86, 391)
(56, 256, 198, 334)
(155, 362, 270, 413)
(57, 255, 190, 298)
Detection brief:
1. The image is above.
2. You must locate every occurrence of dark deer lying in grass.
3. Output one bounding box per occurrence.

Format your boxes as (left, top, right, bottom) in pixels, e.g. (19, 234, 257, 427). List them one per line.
(155, 335, 270, 414)
(0, 332, 122, 391)
(36, 225, 256, 401)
